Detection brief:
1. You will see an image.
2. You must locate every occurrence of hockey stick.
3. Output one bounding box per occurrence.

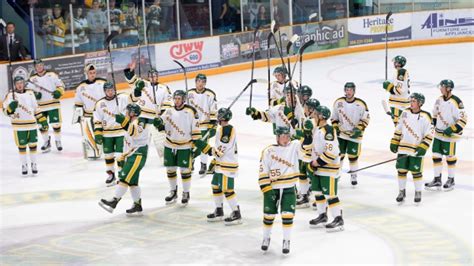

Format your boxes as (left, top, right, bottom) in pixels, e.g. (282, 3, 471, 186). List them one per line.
(270, 20, 287, 73)
(136, 0, 142, 78)
(173, 60, 188, 97)
(290, 39, 315, 83)
(249, 25, 261, 108)
(105, 31, 120, 106)
(384, 11, 393, 81)
(7, 53, 15, 100)
(27, 80, 54, 94)
(194, 79, 258, 152)
(286, 34, 299, 113)
(266, 31, 273, 107)
(348, 154, 408, 174)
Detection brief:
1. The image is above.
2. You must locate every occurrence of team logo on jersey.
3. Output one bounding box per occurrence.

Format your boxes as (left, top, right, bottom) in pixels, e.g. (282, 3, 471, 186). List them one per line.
(338, 102, 343, 108)
(459, 102, 464, 109)
(397, 75, 404, 81)
(221, 136, 229, 143)
(100, 102, 106, 108)
(325, 133, 334, 141)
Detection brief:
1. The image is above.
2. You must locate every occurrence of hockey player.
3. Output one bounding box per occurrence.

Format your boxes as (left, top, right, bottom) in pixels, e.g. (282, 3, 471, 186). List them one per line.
(331, 82, 370, 186)
(74, 63, 107, 159)
(390, 93, 432, 204)
(382, 55, 410, 125)
(187, 73, 218, 175)
(305, 105, 344, 231)
(27, 59, 65, 152)
(269, 66, 288, 106)
(206, 108, 242, 225)
(99, 103, 150, 216)
(259, 126, 303, 254)
(246, 85, 305, 137)
(425, 79, 467, 191)
(125, 63, 172, 161)
(297, 85, 312, 106)
(3, 76, 48, 176)
(153, 90, 206, 206)
(93, 82, 130, 186)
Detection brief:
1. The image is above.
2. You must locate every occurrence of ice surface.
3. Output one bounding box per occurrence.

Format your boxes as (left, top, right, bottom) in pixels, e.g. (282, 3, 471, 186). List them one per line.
(1, 43, 472, 264)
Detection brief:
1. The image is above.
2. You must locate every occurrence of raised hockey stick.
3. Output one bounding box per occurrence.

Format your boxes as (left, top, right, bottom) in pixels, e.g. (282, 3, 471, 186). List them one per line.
(385, 11, 393, 81)
(286, 34, 299, 113)
(173, 60, 188, 102)
(266, 31, 273, 107)
(290, 39, 315, 83)
(7, 53, 15, 100)
(249, 25, 261, 108)
(105, 31, 120, 106)
(348, 154, 408, 174)
(270, 21, 288, 73)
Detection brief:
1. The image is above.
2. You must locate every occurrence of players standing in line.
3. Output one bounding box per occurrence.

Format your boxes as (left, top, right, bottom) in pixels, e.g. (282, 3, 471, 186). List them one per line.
(124, 62, 172, 160)
(382, 55, 410, 125)
(3, 77, 48, 176)
(258, 126, 305, 254)
(153, 90, 206, 206)
(187, 74, 218, 175)
(27, 59, 65, 152)
(73, 64, 107, 159)
(99, 104, 150, 216)
(206, 108, 242, 225)
(425, 79, 467, 191)
(304, 106, 344, 231)
(331, 82, 370, 186)
(390, 93, 432, 204)
(93, 82, 130, 186)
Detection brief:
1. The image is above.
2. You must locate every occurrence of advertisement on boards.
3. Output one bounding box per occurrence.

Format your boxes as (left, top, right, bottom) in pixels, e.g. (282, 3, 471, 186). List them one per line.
(292, 19, 348, 53)
(156, 37, 221, 75)
(412, 9, 474, 39)
(348, 13, 411, 46)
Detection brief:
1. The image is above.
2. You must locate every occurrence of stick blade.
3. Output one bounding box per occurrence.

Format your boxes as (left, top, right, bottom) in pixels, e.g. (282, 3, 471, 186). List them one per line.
(308, 13, 318, 22)
(271, 20, 279, 33)
(173, 60, 185, 70)
(300, 40, 315, 55)
(104, 31, 119, 47)
(386, 11, 393, 20)
(286, 34, 299, 54)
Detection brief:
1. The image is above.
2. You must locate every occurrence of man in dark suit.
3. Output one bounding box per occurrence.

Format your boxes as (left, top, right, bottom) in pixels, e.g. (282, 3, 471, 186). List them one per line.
(0, 22, 27, 61)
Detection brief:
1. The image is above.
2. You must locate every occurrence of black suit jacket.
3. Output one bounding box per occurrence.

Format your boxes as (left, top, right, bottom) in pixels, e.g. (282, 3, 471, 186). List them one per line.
(0, 34, 27, 61)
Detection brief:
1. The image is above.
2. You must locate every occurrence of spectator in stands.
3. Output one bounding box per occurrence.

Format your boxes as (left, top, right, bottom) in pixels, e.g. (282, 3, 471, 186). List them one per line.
(87, 0, 107, 51)
(0, 22, 27, 61)
(120, 2, 139, 47)
(256, 4, 269, 28)
(51, 4, 67, 56)
(67, 7, 90, 53)
(211, 0, 229, 34)
(108, 0, 123, 35)
(363, 0, 373, 16)
(272, 0, 287, 25)
(147, 0, 162, 43)
(160, 0, 175, 39)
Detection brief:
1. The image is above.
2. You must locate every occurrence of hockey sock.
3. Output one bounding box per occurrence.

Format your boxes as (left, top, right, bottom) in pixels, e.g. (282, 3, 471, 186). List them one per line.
(166, 168, 178, 190)
(53, 125, 61, 140)
(315, 193, 327, 215)
(328, 197, 342, 218)
(200, 154, 208, 165)
(225, 190, 238, 211)
(19, 146, 27, 165)
(446, 156, 457, 178)
(413, 172, 423, 191)
(349, 156, 358, 173)
(432, 154, 443, 177)
(114, 182, 128, 199)
(29, 144, 37, 163)
(41, 130, 49, 142)
(263, 214, 275, 238)
(181, 168, 192, 192)
(130, 186, 141, 203)
(299, 178, 310, 195)
(281, 212, 294, 240)
(212, 187, 224, 207)
(397, 170, 408, 190)
(105, 154, 115, 172)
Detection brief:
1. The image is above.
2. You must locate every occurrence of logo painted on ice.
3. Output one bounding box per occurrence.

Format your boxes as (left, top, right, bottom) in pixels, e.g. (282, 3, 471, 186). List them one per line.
(421, 13, 474, 36)
(170, 41, 204, 64)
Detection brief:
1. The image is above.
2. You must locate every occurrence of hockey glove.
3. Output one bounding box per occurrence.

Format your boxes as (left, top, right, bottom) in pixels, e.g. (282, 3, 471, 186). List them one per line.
(52, 89, 62, 99)
(95, 134, 103, 145)
(7, 100, 18, 114)
(34, 91, 42, 100)
(390, 143, 398, 153)
(115, 114, 126, 124)
(443, 126, 454, 137)
(153, 117, 163, 129)
(245, 107, 256, 116)
(383, 80, 394, 90)
(292, 129, 304, 140)
(303, 119, 314, 133)
(134, 80, 145, 97)
(290, 118, 299, 128)
(350, 127, 362, 139)
(415, 146, 427, 157)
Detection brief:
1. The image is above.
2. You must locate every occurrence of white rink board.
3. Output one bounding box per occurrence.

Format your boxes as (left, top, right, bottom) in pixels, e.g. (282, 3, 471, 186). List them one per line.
(0, 43, 473, 264)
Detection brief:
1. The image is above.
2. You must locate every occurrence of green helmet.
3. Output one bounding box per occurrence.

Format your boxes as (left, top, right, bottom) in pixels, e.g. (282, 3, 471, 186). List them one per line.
(13, 76, 25, 83)
(439, 79, 454, 89)
(148, 68, 159, 77)
(126, 103, 141, 116)
(298, 85, 313, 97)
(305, 98, 320, 110)
(217, 108, 232, 121)
(275, 126, 290, 136)
(103, 81, 115, 91)
(410, 92, 425, 106)
(344, 82, 356, 90)
(33, 58, 44, 65)
(173, 89, 187, 99)
(284, 84, 297, 94)
(316, 105, 331, 120)
(273, 66, 287, 76)
(195, 73, 207, 81)
(393, 55, 407, 67)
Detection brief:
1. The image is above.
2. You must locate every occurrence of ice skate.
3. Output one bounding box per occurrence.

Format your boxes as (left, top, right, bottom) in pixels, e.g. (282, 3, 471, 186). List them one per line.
(126, 199, 143, 216)
(425, 176, 442, 191)
(165, 187, 178, 205)
(207, 207, 224, 222)
(41, 136, 51, 153)
(350, 173, 358, 186)
(309, 212, 328, 228)
(98, 197, 120, 213)
(31, 163, 38, 176)
(325, 216, 344, 232)
(55, 139, 63, 151)
(261, 237, 271, 251)
(181, 191, 190, 206)
(21, 164, 28, 176)
(414, 191, 422, 205)
(296, 194, 310, 209)
(282, 240, 290, 254)
(224, 206, 242, 225)
(443, 177, 455, 191)
(396, 189, 406, 204)
(105, 171, 116, 187)
(198, 162, 207, 177)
